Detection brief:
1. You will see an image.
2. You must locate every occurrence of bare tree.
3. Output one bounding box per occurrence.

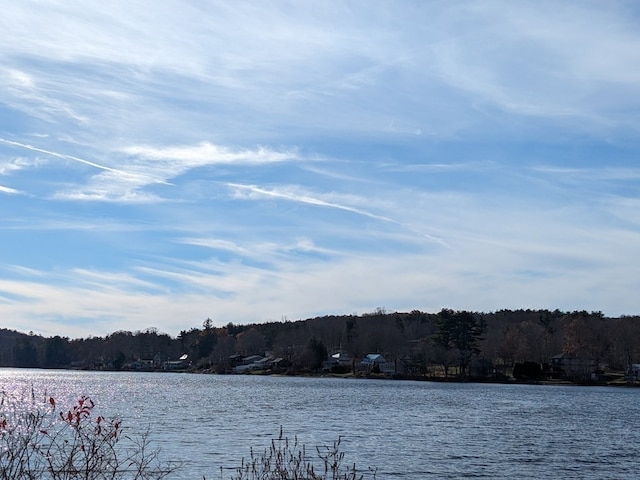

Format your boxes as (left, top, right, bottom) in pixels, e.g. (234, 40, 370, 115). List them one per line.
(0, 391, 175, 480)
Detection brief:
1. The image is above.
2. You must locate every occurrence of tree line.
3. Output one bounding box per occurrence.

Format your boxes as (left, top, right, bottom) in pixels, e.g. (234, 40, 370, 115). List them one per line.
(2, 308, 639, 379)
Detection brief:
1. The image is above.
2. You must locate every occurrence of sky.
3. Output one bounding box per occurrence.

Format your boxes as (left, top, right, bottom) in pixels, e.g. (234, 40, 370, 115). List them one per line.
(1, 1, 640, 338)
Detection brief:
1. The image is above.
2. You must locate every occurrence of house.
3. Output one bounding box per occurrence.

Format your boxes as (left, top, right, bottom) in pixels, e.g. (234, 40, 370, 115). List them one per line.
(233, 355, 261, 373)
(128, 358, 155, 370)
(625, 364, 640, 382)
(233, 354, 274, 373)
(322, 351, 352, 371)
(549, 352, 598, 380)
(360, 353, 385, 367)
(163, 353, 189, 371)
(270, 357, 286, 370)
(360, 354, 396, 374)
(251, 356, 272, 370)
(228, 354, 244, 367)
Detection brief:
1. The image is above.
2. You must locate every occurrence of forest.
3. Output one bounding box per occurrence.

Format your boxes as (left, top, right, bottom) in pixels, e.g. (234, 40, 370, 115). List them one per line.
(2, 308, 640, 383)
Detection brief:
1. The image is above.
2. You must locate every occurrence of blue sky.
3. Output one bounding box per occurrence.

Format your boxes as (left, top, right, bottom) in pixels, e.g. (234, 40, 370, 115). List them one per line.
(1, 1, 639, 338)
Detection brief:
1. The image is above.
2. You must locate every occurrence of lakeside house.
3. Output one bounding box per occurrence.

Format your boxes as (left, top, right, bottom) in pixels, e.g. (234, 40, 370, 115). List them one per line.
(625, 364, 640, 382)
(234, 354, 263, 373)
(360, 353, 396, 374)
(164, 353, 189, 371)
(322, 351, 352, 371)
(232, 354, 286, 373)
(550, 352, 599, 381)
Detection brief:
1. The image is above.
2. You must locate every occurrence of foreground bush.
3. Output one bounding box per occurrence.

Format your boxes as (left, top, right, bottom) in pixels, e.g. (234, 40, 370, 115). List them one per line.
(228, 428, 376, 480)
(0, 391, 175, 479)
(1, 391, 373, 479)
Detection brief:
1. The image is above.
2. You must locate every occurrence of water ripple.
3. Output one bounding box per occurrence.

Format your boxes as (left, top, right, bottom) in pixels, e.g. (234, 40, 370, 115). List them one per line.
(1, 370, 640, 479)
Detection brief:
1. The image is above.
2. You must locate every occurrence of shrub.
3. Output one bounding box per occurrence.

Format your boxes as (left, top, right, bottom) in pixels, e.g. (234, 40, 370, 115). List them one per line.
(512, 361, 543, 380)
(0, 390, 175, 479)
(227, 428, 376, 480)
(330, 365, 350, 375)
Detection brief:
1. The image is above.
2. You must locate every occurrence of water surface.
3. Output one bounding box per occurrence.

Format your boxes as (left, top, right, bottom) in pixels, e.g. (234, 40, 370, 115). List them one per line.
(1, 369, 637, 479)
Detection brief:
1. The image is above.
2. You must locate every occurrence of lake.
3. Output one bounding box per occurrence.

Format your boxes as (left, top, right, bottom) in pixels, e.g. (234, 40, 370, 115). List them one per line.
(1, 369, 638, 479)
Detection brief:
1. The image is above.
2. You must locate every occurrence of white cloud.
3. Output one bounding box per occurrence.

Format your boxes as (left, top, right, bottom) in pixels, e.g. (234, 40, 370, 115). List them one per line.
(1, 138, 299, 203)
(1, 1, 636, 142)
(1, 68, 88, 124)
(421, 2, 640, 125)
(178, 236, 337, 262)
(178, 238, 249, 256)
(0, 185, 21, 195)
(57, 142, 299, 203)
(0, 155, 45, 175)
(3, 220, 638, 339)
(52, 186, 162, 204)
(0, 1, 639, 338)
(122, 142, 298, 166)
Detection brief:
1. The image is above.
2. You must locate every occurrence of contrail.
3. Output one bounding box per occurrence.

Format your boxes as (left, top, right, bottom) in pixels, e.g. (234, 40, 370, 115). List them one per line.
(228, 182, 397, 222)
(1, 138, 127, 174)
(0, 138, 172, 185)
(228, 182, 450, 248)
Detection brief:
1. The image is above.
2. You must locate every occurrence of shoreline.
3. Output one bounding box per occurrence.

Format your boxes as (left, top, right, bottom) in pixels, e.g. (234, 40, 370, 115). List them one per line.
(7, 364, 640, 388)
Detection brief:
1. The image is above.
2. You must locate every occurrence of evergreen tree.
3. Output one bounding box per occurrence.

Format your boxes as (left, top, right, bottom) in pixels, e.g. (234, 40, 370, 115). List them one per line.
(434, 309, 486, 377)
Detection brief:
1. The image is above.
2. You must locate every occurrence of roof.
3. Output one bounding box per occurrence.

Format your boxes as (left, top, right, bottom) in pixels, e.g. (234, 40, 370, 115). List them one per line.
(361, 353, 386, 365)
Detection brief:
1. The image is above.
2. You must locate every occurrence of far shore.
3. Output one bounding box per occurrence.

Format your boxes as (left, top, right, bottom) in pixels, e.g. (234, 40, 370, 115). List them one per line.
(18, 364, 638, 388)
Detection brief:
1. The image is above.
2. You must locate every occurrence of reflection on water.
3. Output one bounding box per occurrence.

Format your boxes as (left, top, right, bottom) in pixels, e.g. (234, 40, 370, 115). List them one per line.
(1, 369, 639, 479)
